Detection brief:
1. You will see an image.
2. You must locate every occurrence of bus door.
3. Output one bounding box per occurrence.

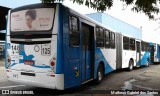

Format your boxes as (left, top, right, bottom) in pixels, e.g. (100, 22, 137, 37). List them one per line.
(136, 41, 141, 65)
(150, 45, 154, 63)
(81, 23, 94, 82)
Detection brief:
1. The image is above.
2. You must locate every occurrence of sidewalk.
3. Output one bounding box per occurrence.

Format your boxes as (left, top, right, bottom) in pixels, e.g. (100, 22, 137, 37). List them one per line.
(0, 67, 6, 82)
(0, 58, 5, 67)
(0, 58, 7, 82)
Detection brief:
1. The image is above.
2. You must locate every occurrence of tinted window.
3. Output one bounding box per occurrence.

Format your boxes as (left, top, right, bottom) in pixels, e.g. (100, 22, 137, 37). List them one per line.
(69, 15, 79, 46)
(105, 30, 110, 48)
(96, 27, 100, 36)
(137, 42, 140, 52)
(130, 38, 135, 50)
(141, 41, 144, 51)
(123, 36, 129, 50)
(96, 28, 115, 49)
(105, 30, 109, 40)
(144, 41, 147, 51)
(111, 32, 115, 48)
(100, 28, 103, 37)
(123, 36, 129, 43)
(96, 27, 104, 48)
(146, 43, 150, 52)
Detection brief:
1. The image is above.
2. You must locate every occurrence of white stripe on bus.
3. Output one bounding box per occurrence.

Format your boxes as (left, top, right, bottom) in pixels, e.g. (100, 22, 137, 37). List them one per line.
(10, 38, 51, 42)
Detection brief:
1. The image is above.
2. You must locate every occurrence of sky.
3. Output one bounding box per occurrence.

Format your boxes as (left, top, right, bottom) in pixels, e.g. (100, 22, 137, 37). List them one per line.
(0, 0, 160, 43)
(63, 0, 160, 43)
(0, 0, 41, 8)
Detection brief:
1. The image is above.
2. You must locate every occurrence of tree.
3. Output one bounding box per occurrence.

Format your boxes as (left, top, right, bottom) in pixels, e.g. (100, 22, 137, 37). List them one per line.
(41, 0, 160, 19)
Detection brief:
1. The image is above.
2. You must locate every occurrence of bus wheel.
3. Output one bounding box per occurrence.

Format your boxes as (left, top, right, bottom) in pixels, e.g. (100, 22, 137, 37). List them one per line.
(128, 60, 133, 71)
(96, 65, 104, 84)
(146, 60, 149, 67)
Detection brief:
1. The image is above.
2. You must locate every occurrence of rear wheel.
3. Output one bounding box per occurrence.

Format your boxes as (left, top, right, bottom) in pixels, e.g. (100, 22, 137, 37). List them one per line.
(146, 60, 149, 67)
(96, 65, 104, 84)
(128, 60, 133, 71)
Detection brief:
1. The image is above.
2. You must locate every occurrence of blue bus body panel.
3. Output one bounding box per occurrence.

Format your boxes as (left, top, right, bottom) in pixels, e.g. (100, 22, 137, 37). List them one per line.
(94, 48, 114, 79)
(56, 4, 63, 74)
(62, 6, 81, 89)
(138, 52, 150, 66)
(85, 50, 91, 80)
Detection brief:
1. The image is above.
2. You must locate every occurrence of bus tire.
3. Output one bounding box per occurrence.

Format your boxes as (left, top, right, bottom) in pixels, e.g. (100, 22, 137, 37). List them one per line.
(96, 64, 104, 84)
(146, 59, 149, 67)
(128, 60, 133, 71)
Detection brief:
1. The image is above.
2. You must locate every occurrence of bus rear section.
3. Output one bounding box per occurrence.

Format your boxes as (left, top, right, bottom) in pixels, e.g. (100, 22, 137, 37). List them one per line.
(5, 4, 64, 90)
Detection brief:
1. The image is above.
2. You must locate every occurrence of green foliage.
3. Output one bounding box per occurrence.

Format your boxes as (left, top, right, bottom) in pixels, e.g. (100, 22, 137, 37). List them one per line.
(41, 0, 160, 19)
(131, 0, 159, 19)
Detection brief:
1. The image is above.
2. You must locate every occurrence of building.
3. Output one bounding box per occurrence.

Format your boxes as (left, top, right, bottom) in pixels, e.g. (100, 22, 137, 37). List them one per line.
(86, 12, 142, 39)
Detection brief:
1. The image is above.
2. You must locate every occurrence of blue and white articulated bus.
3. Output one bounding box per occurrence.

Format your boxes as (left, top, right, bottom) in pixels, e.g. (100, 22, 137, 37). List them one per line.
(5, 3, 151, 90)
(150, 43, 160, 64)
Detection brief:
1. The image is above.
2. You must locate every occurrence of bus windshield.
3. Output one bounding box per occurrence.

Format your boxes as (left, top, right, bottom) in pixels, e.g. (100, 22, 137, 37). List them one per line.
(11, 8, 55, 32)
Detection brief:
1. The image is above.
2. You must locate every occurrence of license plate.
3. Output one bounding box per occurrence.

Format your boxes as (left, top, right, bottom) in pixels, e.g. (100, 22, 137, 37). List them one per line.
(24, 60, 34, 65)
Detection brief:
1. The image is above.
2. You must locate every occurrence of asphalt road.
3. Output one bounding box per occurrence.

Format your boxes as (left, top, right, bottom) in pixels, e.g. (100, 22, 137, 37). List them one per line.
(0, 59, 160, 96)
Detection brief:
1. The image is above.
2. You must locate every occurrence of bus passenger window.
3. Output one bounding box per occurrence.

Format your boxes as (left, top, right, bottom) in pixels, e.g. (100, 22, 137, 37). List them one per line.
(105, 30, 109, 39)
(100, 28, 104, 38)
(144, 42, 147, 51)
(96, 28, 100, 36)
(69, 15, 79, 46)
(111, 32, 115, 48)
(96, 27, 104, 48)
(147, 43, 150, 52)
(141, 41, 144, 51)
(123, 36, 129, 50)
(129, 38, 135, 51)
(105, 30, 110, 48)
